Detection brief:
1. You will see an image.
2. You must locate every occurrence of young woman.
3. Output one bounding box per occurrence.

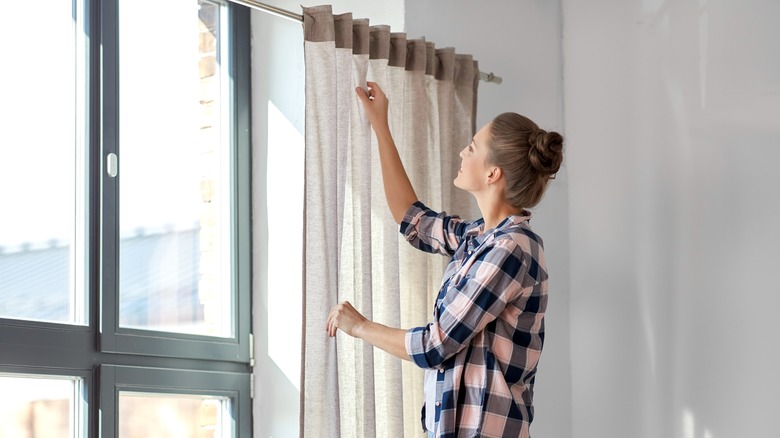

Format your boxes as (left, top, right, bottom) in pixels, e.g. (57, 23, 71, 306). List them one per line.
(326, 81, 564, 438)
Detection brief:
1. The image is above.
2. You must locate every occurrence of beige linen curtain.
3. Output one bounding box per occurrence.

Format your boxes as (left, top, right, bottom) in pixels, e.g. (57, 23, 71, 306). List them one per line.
(301, 5, 479, 437)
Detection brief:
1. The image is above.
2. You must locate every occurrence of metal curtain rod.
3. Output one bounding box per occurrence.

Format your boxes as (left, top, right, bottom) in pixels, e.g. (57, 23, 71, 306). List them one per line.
(229, 0, 503, 84)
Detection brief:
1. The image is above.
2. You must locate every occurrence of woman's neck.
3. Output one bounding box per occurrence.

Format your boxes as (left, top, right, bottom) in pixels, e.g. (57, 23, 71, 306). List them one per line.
(475, 194, 521, 233)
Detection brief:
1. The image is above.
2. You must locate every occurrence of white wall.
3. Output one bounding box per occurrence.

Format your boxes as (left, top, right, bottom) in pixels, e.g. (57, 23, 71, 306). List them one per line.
(563, 1, 780, 437)
(405, 2, 571, 437)
(250, 9, 305, 438)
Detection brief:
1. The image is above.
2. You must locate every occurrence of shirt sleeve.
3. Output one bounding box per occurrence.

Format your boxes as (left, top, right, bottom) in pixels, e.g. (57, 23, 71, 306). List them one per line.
(399, 201, 469, 256)
(405, 238, 529, 369)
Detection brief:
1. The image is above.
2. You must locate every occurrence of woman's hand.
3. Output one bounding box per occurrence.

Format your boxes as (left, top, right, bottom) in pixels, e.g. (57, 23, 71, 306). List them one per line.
(356, 80, 418, 224)
(356, 81, 390, 132)
(327, 301, 368, 338)
(326, 300, 412, 361)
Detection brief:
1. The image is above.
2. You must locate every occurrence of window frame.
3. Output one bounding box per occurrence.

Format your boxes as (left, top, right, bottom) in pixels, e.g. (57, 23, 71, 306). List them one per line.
(0, 0, 253, 436)
(98, 0, 252, 363)
(99, 365, 251, 437)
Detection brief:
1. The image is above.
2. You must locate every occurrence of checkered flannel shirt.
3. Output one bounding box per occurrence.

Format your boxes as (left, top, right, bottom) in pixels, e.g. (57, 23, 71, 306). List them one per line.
(401, 201, 548, 438)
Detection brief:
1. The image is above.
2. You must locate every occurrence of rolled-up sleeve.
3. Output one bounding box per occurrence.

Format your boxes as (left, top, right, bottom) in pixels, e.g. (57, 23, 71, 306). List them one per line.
(405, 238, 529, 369)
(399, 201, 468, 256)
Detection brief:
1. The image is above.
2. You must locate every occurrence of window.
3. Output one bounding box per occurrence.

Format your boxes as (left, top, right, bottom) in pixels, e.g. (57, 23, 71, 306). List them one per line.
(0, 0, 86, 326)
(0, 372, 87, 437)
(116, 0, 233, 338)
(102, 365, 248, 437)
(0, 0, 252, 436)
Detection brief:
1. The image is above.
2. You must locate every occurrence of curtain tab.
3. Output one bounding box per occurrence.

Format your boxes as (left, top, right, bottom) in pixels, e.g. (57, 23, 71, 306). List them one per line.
(369, 25, 391, 60)
(389, 32, 407, 67)
(302, 5, 335, 43)
(333, 13, 353, 49)
(435, 48, 455, 81)
(425, 42, 436, 76)
(405, 39, 427, 72)
(352, 19, 370, 55)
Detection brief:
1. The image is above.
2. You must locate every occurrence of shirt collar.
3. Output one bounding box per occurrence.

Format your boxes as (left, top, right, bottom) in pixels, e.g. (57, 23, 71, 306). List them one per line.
(465, 210, 532, 245)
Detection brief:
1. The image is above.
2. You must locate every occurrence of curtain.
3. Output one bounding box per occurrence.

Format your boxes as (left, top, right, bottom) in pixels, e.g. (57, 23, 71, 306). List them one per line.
(301, 5, 480, 437)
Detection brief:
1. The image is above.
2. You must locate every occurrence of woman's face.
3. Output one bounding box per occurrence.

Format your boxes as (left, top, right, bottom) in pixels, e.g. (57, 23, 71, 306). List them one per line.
(454, 122, 492, 192)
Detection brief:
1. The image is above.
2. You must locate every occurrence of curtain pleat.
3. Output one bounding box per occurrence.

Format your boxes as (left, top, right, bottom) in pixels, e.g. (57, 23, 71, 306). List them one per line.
(395, 37, 431, 438)
(336, 15, 378, 438)
(302, 6, 479, 437)
(366, 25, 406, 438)
(301, 6, 340, 438)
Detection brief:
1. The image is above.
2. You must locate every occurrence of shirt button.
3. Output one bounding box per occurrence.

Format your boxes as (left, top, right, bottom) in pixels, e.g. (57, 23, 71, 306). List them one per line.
(439, 369, 444, 373)
(435, 401, 441, 407)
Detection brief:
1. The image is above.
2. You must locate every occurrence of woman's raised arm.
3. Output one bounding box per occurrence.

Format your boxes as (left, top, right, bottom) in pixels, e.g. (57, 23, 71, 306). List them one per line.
(356, 81, 418, 224)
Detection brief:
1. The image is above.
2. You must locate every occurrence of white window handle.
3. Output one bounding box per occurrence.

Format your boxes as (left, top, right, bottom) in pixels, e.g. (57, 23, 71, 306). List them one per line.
(106, 153, 118, 177)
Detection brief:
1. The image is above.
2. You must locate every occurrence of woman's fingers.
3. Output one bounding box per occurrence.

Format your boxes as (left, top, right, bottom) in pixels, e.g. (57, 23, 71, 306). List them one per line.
(326, 301, 360, 337)
(330, 304, 342, 337)
(355, 86, 370, 103)
(356, 82, 389, 131)
(355, 85, 377, 103)
(326, 305, 337, 337)
(326, 301, 342, 337)
(357, 82, 384, 100)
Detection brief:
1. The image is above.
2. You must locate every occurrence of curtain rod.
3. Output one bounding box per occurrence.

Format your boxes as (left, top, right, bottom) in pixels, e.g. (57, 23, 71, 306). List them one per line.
(230, 0, 503, 84)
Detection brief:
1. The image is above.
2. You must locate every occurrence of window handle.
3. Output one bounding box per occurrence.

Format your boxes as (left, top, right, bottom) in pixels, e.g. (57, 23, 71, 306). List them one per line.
(106, 153, 118, 177)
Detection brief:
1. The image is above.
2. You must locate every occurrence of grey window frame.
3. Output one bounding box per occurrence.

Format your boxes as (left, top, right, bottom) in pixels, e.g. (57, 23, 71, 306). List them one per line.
(99, 365, 250, 437)
(0, 0, 253, 436)
(99, 0, 252, 364)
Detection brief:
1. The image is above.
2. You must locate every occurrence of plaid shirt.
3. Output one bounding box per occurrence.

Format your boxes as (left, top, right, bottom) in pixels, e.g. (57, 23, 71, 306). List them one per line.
(401, 202, 548, 438)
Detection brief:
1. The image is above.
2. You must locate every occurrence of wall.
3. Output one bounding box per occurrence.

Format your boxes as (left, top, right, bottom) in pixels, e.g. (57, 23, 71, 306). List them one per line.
(404, 2, 571, 437)
(250, 9, 305, 438)
(563, 0, 780, 437)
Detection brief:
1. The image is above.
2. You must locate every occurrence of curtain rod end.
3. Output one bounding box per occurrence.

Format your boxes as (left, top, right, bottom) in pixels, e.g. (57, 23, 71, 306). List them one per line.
(479, 71, 502, 84)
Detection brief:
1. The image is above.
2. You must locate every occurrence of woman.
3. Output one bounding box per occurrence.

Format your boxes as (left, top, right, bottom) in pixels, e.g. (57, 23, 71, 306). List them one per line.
(327, 81, 564, 438)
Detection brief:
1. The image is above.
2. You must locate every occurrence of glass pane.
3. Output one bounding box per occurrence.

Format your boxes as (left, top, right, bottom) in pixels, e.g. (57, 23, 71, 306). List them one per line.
(0, 375, 79, 438)
(118, 0, 232, 337)
(119, 392, 230, 438)
(0, 0, 86, 324)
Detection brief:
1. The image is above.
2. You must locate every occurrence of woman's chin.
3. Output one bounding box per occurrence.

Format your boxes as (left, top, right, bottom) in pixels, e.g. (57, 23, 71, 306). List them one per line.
(453, 180, 470, 193)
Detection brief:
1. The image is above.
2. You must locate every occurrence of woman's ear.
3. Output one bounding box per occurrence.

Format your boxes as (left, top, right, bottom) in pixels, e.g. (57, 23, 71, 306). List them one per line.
(486, 166, 502, 185)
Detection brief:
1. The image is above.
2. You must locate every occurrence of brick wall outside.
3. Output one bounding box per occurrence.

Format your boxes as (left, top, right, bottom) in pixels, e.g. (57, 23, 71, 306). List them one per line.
(197, 1, 220, 337)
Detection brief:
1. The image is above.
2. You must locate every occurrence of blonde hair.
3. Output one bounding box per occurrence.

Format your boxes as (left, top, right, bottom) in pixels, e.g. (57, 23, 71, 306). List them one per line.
(487, 112, 564, 209)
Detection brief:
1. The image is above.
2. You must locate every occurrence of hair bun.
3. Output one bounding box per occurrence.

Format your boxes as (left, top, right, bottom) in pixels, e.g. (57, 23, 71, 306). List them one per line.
(528, 129, 564, 177)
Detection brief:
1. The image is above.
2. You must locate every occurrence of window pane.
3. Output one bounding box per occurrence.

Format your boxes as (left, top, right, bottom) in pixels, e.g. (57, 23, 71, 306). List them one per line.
(118, 0, 232, 337)
(0, 375, 80, 437)
(0, 0, 86, 324)
(119, 392, 230, 437)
